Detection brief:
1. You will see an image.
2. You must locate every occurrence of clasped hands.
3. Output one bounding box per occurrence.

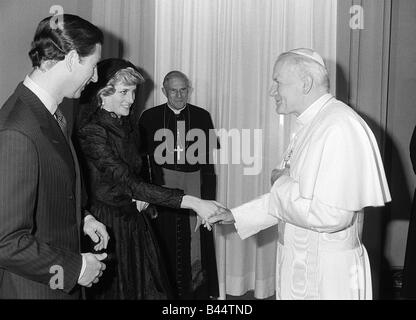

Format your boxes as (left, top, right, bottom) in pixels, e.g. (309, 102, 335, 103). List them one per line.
(193, 200, 235, 229)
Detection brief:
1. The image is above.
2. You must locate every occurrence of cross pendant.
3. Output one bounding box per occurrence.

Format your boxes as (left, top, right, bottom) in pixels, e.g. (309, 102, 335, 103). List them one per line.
(174, 145, 184, 160)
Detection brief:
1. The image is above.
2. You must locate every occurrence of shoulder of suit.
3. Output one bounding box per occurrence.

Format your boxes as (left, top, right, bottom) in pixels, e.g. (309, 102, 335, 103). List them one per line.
(0, 113, 37, 151)
(0, 94, 36, 133)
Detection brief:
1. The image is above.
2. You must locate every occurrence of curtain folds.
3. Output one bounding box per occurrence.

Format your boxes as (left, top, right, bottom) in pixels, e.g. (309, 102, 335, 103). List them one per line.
(90, 0, 337, 299)
(336, 0, 392, 299)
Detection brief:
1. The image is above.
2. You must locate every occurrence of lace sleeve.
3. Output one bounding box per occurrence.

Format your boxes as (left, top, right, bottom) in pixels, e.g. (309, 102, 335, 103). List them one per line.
(77, 123, 184, 208)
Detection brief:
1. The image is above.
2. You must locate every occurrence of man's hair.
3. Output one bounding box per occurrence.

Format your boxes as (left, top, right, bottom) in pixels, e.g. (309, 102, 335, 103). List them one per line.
(28, 14, 103, 68)
(278, 48, 330, 92)
(163, 70, 190, 89)
(97, 67, 144, 106)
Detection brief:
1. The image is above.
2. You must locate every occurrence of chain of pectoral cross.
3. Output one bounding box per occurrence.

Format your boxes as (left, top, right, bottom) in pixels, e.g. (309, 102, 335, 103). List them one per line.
(163, 105, 190, 161)
(282, 134, 296, 169)
(174, 129, 184, 160)
(281, 95, 335, 169)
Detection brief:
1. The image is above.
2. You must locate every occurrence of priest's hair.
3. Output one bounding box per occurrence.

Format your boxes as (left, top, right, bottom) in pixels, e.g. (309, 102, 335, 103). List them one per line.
(163, 70, 190, 89)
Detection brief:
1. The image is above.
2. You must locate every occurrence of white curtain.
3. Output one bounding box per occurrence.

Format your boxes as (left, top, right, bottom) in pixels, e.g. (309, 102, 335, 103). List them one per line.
(91, 0, 337, 299)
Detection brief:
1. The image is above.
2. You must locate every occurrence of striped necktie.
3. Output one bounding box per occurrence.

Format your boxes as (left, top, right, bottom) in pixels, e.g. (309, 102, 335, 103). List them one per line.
(54, 108, 68, 138)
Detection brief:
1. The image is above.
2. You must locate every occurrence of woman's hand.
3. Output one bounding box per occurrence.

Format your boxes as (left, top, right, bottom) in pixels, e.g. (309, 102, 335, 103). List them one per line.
(181, 196, 225, 230)
(208, 207, 235, 225)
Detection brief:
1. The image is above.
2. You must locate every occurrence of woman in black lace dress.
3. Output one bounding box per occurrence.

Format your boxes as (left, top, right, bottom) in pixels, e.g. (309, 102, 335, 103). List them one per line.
(76, 58, 220, 299)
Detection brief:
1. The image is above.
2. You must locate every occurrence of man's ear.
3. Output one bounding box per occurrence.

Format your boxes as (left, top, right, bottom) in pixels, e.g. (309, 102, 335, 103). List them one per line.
(303, 75, 313, 94)
(65, 49, 78, 72)
(161, 86, 167, 98)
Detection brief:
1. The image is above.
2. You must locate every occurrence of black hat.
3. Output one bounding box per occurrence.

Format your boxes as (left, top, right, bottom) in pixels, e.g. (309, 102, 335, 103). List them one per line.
(80, 58, 139, 104)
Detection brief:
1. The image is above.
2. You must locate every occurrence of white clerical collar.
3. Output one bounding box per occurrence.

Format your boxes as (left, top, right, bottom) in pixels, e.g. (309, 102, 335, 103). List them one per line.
(167, 103, 186, 115)
(297, 93, 333, 125)
(23, 75, 58, 115)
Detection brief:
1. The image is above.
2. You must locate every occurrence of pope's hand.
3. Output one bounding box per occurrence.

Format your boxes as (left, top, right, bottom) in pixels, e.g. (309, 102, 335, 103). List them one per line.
(271, 167, 290, 186)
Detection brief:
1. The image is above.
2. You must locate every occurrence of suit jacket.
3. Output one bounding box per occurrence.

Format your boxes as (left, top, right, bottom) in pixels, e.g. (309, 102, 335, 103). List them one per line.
(0, 83, 82, 299)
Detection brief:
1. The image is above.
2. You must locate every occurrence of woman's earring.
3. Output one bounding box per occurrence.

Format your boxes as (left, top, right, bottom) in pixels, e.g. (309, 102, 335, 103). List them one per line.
(100, 96, 105, 109)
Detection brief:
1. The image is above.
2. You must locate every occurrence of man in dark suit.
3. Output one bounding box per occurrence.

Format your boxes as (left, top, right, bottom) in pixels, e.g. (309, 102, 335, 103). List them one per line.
(0, 14, 109, 299)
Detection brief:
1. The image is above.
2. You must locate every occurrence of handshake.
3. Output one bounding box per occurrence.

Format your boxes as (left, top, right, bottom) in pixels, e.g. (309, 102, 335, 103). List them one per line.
(183, 197, 235, 230)
(189, 167, 289, 230)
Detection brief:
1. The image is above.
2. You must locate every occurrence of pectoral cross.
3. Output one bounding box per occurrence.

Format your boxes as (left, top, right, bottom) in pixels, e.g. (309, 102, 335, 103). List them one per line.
(282, 133, 296, 169)
(283, 148, 293, 169)
(174, 145, 184, 160)
(175, 129, 184, 160)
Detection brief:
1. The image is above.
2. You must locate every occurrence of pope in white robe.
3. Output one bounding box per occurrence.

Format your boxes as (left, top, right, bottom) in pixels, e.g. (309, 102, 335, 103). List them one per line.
(210, 48, 391, 300)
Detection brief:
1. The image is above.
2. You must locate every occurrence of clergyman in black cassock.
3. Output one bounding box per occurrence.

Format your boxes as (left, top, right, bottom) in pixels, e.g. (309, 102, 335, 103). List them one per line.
(139, 71, 219, 299)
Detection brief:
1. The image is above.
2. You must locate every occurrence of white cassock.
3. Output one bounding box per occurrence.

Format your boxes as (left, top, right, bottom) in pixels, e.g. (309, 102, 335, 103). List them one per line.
(232, 94, 391, 300)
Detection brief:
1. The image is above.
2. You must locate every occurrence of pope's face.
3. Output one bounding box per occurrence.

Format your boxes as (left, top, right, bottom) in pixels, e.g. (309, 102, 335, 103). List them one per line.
(162, 77, 189, 110)
(270, 60, 304, 116)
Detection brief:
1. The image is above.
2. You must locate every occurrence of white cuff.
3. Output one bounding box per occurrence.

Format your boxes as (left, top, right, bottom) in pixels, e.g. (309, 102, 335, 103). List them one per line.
(233, 193, 278, 239)
(78, 254, 87, 281)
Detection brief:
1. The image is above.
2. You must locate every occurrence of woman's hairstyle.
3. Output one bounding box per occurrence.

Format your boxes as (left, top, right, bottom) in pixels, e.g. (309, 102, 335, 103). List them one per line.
(77, 59, 145, 129)
(28, 14, 103, 68)
(97, 67, 145, 106)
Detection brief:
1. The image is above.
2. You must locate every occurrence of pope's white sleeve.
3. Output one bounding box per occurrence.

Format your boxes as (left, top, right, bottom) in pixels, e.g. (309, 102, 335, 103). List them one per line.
(269, 175, 355, 233)
(232, 193, 279, 240)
